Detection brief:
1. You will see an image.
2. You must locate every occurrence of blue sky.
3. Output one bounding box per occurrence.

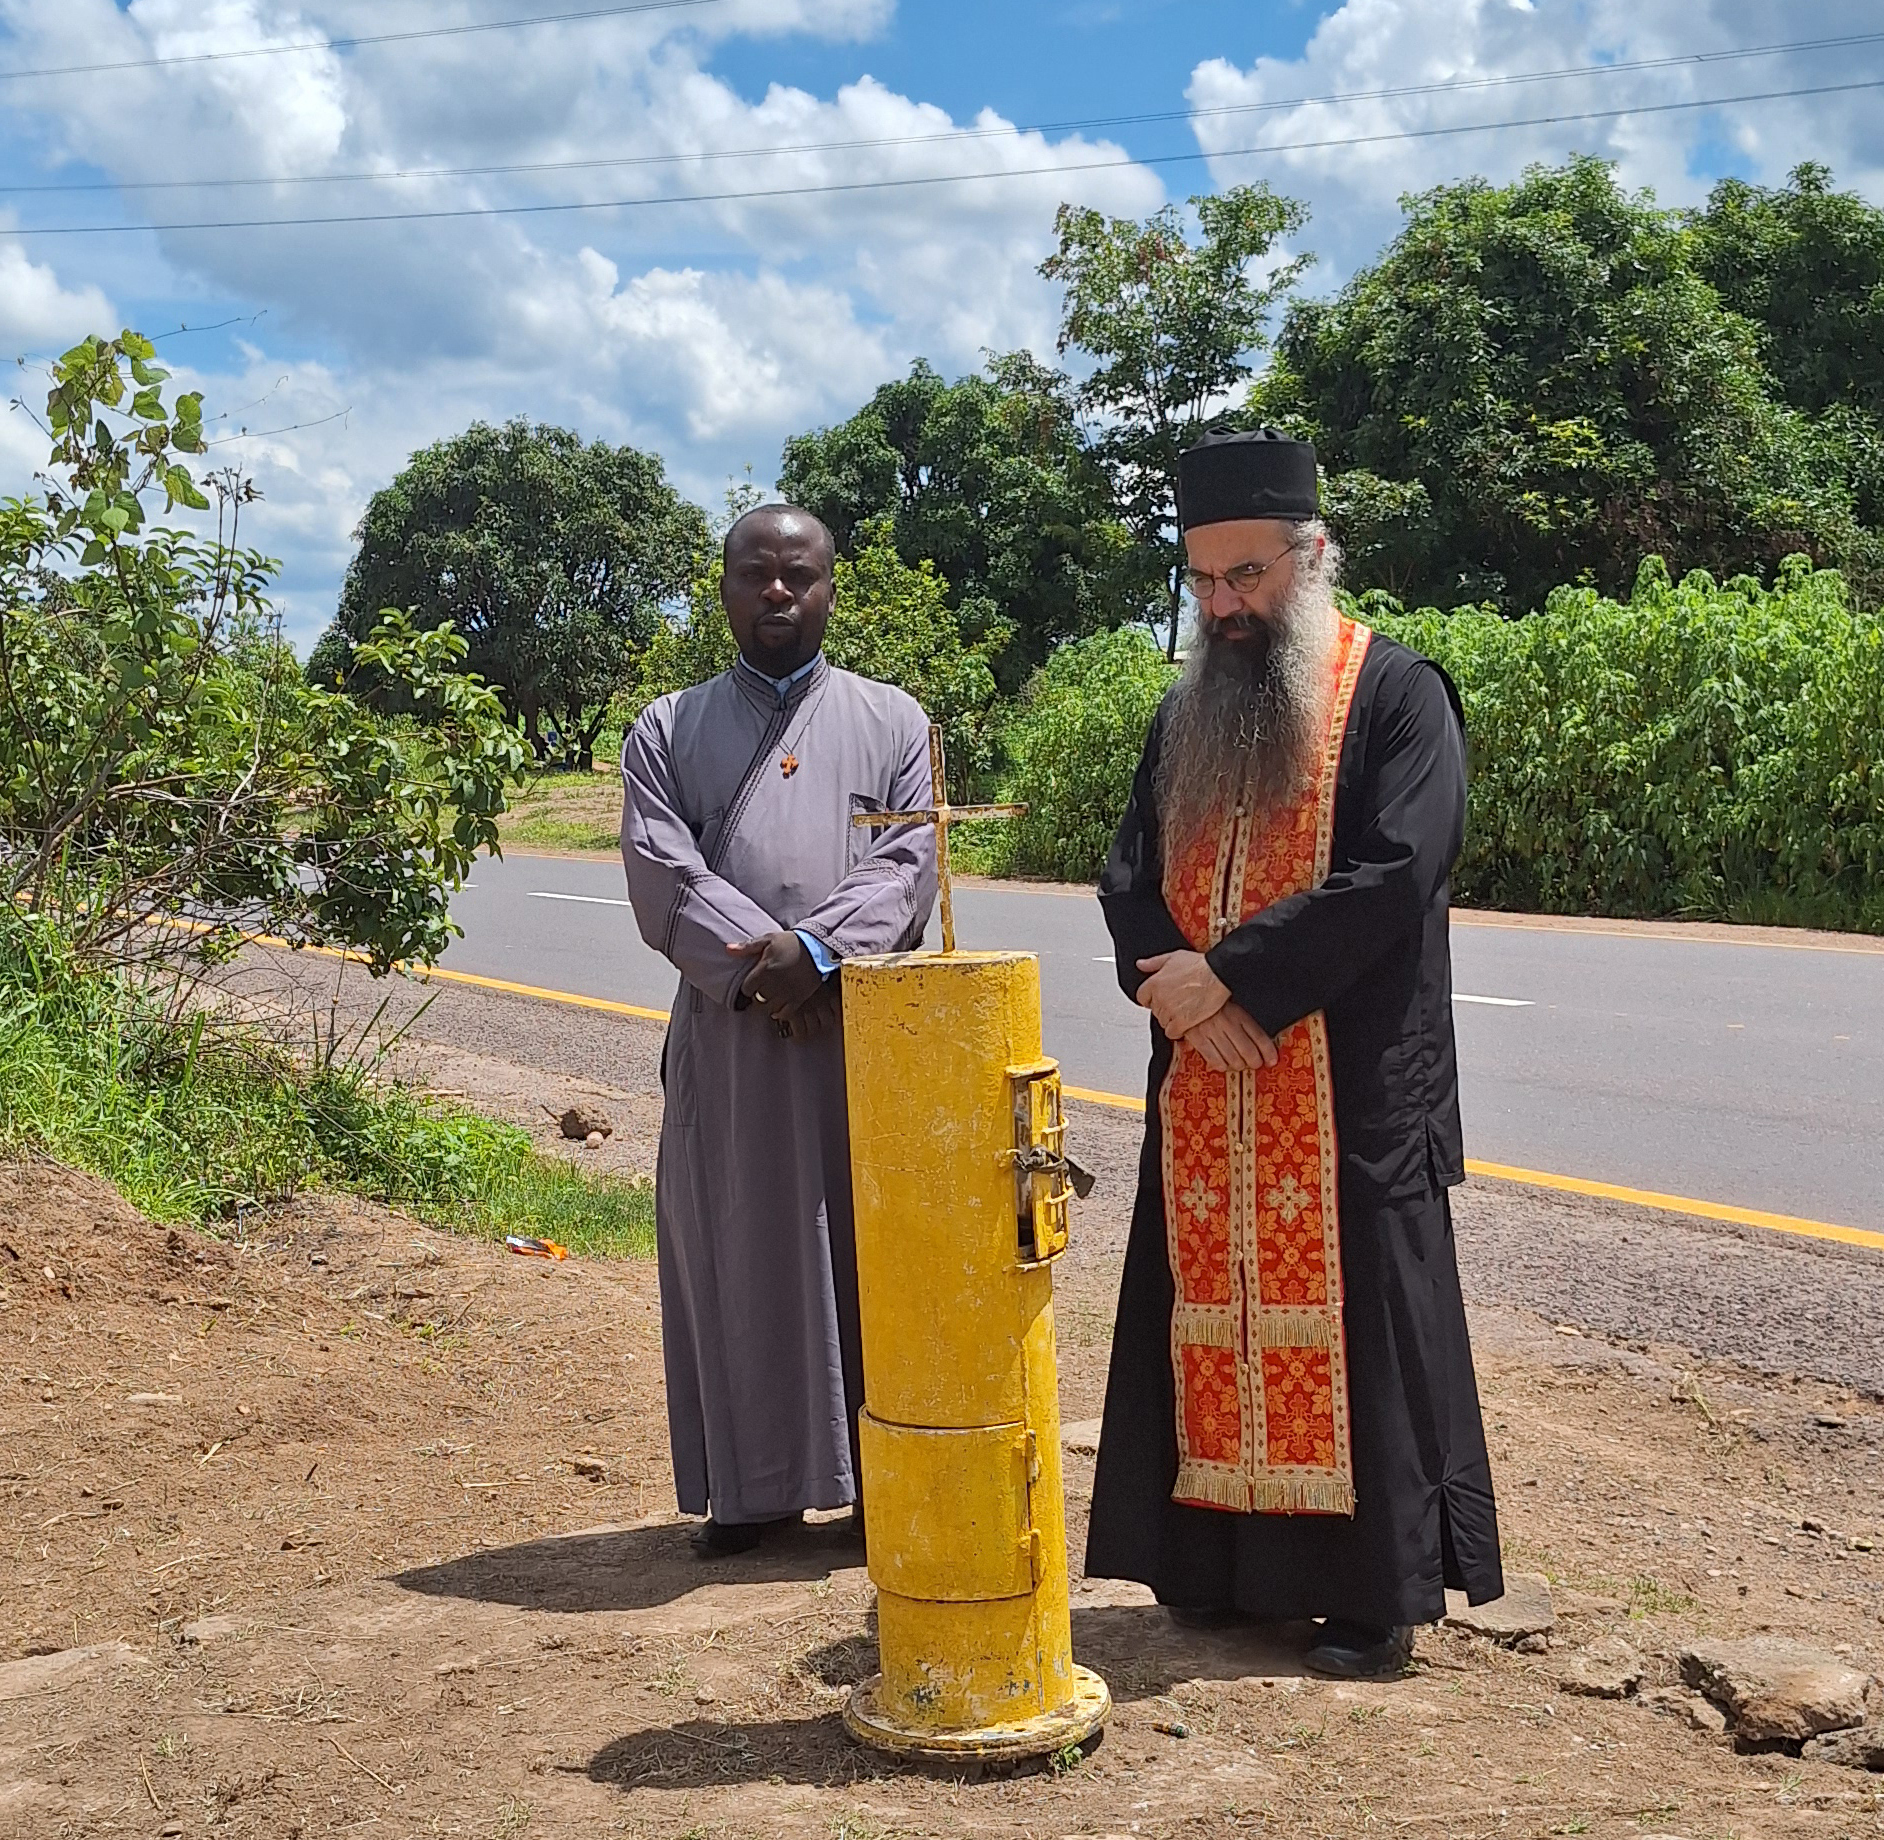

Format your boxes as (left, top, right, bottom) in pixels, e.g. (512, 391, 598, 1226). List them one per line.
(3, 0, 1882, 650)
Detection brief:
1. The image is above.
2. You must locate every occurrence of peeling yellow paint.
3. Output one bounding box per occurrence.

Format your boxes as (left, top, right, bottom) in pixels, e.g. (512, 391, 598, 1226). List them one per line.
(840, 950, 1109, 1759)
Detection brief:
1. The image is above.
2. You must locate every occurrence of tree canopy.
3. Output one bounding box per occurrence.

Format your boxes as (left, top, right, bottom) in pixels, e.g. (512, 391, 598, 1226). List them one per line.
(313, 420, 707, 767)
(1043, 184, 1311, 647)
(1260, 156, 1882, 611)
(1692, 163, 1884, 532)
(777, 354, 1136, 688)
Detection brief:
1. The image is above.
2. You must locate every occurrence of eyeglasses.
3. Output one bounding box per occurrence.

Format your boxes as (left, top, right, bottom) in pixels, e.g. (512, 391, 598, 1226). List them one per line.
(1184, 543, 1301, 602)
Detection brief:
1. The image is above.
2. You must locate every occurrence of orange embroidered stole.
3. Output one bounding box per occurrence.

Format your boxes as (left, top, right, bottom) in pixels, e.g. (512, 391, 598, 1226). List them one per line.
(1160, 617, 1370, 1515)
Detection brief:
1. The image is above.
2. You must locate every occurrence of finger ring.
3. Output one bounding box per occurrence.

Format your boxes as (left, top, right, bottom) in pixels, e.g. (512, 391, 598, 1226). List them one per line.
(754, 992, 768, 1004)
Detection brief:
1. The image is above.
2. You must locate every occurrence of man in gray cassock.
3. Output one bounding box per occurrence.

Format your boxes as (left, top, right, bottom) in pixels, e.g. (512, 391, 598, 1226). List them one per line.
(620, 504, 938, 1557)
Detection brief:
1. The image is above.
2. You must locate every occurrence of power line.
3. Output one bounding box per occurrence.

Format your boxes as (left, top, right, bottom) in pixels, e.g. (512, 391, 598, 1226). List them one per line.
(10, 75, 1881, 238)
(0, 0, 726, 82)
(4, 29, 1882, 197)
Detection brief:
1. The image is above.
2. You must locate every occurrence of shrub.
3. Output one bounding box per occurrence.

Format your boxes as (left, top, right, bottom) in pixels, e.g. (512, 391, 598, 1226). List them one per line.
(991, 626, 1175, 881)
(1, 332, 525, 974)
(1366, 555, 1884, 931)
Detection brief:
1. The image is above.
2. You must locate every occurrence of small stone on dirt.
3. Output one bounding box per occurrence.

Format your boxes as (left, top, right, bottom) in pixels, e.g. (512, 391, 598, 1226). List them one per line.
(694, 1686, 717, 1704)
(1444, 1573, 1555, 1642)
(1640, 1687, 1728, 1733)
(1062, 1418, 1103, 1456)
(1803, 1724, 1884, 1770)
(1678, 1637, 1872, 1743)
(585, 1130, 605, 1150)
(1559, 1635, 1643, 1699)
(560, 1105, 612, 1141)
(570, 1456, 608, 1479)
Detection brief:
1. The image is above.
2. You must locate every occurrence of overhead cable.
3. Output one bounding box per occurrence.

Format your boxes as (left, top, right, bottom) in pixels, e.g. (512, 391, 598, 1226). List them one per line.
(11, 75, 1881, 238)
(0, 0, 726, 82)
(4, 29, 1883, 196)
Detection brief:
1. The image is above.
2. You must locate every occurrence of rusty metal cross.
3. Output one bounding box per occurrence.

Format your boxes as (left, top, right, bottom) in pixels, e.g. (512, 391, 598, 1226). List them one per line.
(851, 724, 1024, 954)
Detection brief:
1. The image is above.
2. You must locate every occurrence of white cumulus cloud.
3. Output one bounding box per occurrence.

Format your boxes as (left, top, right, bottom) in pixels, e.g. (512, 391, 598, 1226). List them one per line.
(1189, 0, 1884, 282)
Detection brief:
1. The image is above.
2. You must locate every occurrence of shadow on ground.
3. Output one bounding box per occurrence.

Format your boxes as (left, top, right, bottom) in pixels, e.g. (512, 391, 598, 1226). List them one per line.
(389, 1515, 861, 1611)
(1071, 1604, 1317, 1698)
(585, 1606, 1323, 1794)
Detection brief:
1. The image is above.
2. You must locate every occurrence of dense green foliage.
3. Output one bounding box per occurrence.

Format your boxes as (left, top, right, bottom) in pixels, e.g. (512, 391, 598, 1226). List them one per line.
(778, 355, 1137, 687)
(1044, 186, 1312, 646)
(961, 561, 1883, 932)
(624, 524, 1005, 794)
(1262, 157, 1881, 612)
(981, 626, 1175, 881)
(1692, 164, 1884, 531)
(317, 420, 707, 767)
(0, 903, 653, 1251)
(1694, 164, 1884, 424)
(1, 333, 524, 974)
(1368, 558, 1884, 932)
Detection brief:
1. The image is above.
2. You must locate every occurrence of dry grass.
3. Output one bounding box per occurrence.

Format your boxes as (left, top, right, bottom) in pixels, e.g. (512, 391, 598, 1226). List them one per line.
(500, 769, 622, 856)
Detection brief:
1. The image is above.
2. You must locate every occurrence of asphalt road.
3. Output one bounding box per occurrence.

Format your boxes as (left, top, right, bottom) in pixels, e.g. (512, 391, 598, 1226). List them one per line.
(441, 850, 1884, 1233)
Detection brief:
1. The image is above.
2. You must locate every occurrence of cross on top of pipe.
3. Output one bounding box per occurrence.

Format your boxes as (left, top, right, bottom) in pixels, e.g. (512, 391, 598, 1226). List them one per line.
(851, 724, 1024, 955)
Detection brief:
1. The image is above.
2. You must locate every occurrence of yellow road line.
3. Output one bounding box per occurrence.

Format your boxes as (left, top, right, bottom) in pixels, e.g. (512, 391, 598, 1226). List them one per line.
(255, 938, 1881, 1254)
(1063, 1084, 1147, 1112)
(1462, 1159, 1884, 1252)
(408, 962, 670, 1023)
(1059, 1083, 1879, 1250)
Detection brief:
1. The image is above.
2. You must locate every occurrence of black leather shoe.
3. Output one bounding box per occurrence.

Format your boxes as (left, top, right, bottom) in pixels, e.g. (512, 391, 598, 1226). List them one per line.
(689, 1513, 797, 1558)
(1303, 1620, 1413, 1679)
(1164, 1604, 1239, 1630)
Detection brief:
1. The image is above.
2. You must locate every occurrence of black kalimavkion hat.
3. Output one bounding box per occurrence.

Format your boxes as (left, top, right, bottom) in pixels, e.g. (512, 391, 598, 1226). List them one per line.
(1177, 428, 1319, 529)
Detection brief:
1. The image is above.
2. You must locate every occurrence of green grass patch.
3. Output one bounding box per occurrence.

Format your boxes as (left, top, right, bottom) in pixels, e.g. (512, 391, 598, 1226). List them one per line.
(499, 768, 622, 854)
(0, 907, 653, 1257)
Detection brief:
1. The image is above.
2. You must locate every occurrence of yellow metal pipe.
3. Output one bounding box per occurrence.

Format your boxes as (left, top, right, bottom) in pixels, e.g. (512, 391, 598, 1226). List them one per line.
(841, 949, 1109, 1760)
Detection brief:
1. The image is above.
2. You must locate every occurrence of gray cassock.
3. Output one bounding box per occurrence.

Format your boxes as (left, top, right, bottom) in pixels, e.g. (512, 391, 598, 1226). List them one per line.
(620, 656, 937, 1523)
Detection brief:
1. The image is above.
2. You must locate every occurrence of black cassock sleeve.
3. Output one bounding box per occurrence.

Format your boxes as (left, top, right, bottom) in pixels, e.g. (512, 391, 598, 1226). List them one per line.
(1097, 699, 1191, 1005)
(1205, 653, 1466, 1041)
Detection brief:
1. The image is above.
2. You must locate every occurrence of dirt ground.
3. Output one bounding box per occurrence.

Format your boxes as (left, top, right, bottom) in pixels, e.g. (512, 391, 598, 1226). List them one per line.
(5, 1126, 1884, 1840)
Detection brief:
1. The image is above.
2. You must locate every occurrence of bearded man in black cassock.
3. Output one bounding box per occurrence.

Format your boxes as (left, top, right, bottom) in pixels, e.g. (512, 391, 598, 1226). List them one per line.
(1084, 430, 1504, 1681)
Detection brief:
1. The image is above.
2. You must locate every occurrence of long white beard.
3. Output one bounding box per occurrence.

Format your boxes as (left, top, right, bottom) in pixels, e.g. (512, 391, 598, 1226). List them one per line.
(1155, 557, 1341, 857)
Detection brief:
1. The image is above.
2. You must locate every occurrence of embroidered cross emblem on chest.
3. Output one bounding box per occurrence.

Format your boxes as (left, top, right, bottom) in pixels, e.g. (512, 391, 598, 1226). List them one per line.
(780, 752, 799, 778)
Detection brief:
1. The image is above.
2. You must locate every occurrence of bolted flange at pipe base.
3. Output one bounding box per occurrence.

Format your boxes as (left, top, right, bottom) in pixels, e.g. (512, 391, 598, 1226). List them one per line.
(844, 1664, 1110, 1763)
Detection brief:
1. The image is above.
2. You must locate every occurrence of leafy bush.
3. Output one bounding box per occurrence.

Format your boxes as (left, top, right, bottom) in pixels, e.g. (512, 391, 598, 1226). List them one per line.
(0, 331, 525, 974)
(988, 626, 1175, 881)
(0, 904, 653, 1253)
(1366, 555, 1884, 931)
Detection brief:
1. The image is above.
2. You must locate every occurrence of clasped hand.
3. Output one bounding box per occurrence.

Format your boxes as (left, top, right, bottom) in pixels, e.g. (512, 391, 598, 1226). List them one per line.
(727, 931, 839, 1039)
(1135, 949, 1278, 1073)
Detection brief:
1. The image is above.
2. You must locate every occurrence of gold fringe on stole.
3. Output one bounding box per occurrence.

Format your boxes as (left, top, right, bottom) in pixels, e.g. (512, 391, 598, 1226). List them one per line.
(1248, 1472, 1357, 1516)
(1175, 1461, 1253, 1512)
(1256, 1309, 1338, 1350)
(1171, 1308, 1238, 1349)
